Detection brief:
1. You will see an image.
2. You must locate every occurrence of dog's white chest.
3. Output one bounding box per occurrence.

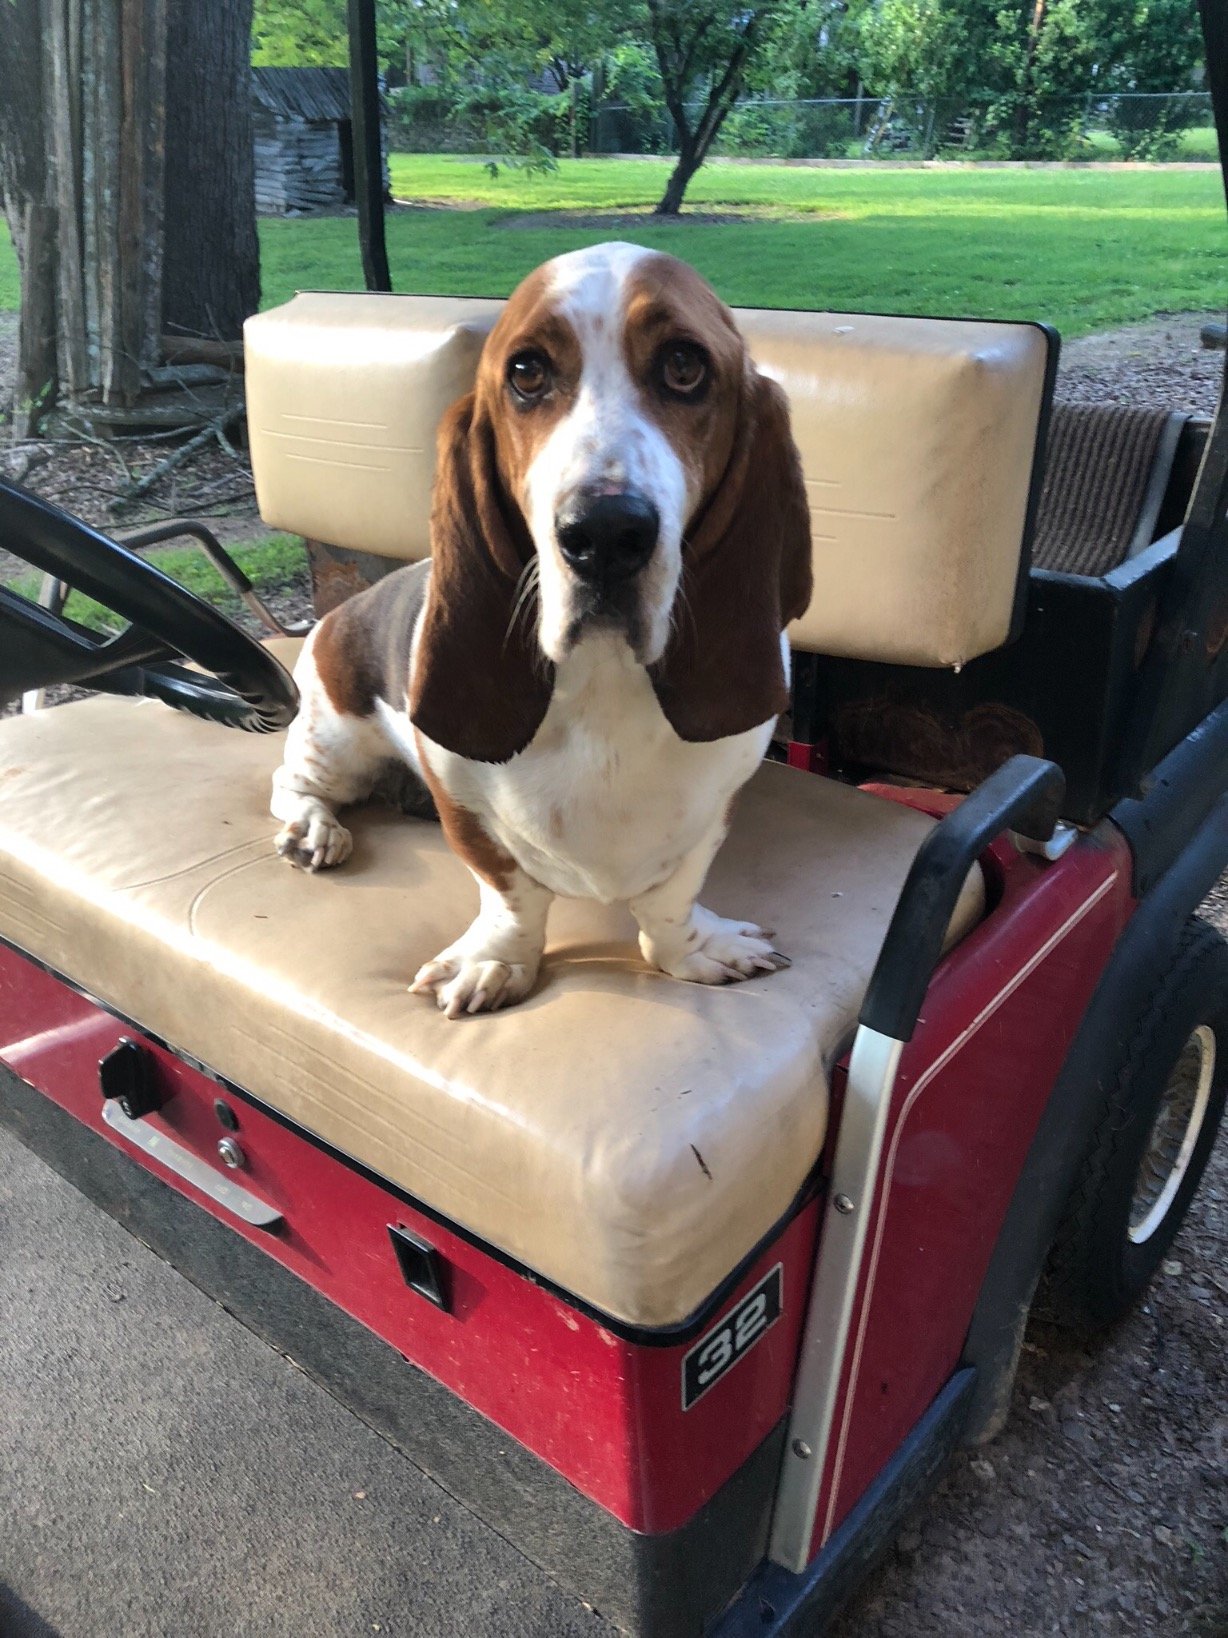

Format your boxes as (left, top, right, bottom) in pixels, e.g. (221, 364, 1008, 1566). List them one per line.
(426, 635, 770, 902)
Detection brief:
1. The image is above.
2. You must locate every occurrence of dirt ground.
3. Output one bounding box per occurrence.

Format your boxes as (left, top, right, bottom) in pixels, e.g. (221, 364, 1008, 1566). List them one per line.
(1, 308, 1226, 1635)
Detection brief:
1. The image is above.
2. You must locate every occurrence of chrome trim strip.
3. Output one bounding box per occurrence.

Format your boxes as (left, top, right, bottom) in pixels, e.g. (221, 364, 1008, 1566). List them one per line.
(1128, 1022, 1215, 1244)
(819, 873, 1119, 1542)
(769, 871, 1119, 1571)
(101, 1101, 283, 1229)
(768, 1025, 903, 1572)
(21, 572, 69, 714)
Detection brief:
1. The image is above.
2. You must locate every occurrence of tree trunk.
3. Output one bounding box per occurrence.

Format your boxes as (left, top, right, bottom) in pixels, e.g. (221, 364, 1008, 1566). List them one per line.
(0, 0, 58, 425)
(162, 0, 259, 342)
(11, 204, 59, 434)
(1013, 0, 1048, 156)
(654, 145, 700, 214)
(45, 0, 170, 405)
(645, 0, 755, 217)
(0, 0, 259, 426)
(653, 85, 743, 215)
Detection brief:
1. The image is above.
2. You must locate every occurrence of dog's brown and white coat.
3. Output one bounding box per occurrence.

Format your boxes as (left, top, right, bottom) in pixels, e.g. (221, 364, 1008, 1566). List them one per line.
(271, 243, 813, 1017)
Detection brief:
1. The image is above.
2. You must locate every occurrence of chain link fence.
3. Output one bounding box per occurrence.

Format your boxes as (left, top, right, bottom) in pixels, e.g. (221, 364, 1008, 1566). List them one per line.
(587, 91, 1215, 163)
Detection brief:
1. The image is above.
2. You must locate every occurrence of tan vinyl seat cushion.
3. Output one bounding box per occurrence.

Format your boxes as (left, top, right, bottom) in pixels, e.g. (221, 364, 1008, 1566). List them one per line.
(246, 293, 1050, 668)
(0, 696, 982, 1327)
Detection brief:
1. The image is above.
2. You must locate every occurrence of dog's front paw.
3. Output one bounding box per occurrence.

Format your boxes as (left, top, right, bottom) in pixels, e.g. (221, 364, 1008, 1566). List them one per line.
(410, 952, 539, 1019)
(644, 912, 791, 986)
(275, 809, 352, 871)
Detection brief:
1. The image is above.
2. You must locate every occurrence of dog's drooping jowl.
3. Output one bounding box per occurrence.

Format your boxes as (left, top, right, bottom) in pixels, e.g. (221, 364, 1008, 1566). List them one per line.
(271, 243, 813, 1017)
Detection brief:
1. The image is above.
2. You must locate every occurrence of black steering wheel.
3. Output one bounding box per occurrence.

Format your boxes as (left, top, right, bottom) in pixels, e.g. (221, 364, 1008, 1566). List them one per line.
(0, 479, 298, 732)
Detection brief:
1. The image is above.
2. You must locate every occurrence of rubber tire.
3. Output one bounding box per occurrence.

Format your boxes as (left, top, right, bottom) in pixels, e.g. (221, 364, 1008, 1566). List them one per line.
(1043, 915, 1228, 1331)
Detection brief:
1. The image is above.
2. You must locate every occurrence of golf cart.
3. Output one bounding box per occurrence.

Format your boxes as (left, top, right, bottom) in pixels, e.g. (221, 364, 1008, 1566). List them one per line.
(0, 5, 1225, 1633)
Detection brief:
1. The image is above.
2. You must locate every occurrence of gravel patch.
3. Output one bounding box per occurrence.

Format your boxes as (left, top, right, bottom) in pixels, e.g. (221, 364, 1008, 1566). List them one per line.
(1056, 311, 1225, 418)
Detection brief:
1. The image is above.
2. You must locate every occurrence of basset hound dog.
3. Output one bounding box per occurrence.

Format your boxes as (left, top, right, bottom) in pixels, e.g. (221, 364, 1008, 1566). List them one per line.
(271, 242, 813, 1017)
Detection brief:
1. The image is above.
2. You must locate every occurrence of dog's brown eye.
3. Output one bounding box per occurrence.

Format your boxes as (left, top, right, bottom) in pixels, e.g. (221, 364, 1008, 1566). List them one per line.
(508, 350, 551, 402)
(660, 343, 709, 397)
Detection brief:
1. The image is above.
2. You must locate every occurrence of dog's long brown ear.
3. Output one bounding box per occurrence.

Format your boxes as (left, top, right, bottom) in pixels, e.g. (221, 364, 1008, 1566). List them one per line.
(410, 393, 554, 763)
(651, 370, 813, 742)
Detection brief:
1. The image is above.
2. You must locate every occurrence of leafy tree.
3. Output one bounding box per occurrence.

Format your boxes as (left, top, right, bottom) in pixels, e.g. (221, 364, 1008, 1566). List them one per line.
(1091, 0, 1204, 157)
(252, 0, 348, 63)
(589, 40, 669, 153)
(989, 0, 1101, 156)
(417, 0, 633, 93)
(758, 0, 862, 99)
(990, 0, 1203, 158)
(1095, 0, 1204, 92)
(646, 0, 810, 213)
(858, 0, 998, 154)
(857, 0, 1202, 159)
(405, 0, 635, 164)
(251, 0, 421, 70)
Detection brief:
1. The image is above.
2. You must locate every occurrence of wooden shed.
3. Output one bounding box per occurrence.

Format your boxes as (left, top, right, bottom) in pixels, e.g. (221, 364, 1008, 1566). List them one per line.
(252, 67, 389, 215)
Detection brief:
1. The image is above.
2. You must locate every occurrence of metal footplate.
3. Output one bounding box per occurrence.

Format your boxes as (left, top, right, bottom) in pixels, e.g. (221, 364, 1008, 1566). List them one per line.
(101, 1101, 284, 1229)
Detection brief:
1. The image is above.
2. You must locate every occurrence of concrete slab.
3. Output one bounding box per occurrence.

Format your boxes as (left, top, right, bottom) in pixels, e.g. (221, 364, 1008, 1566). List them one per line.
(0, 1124, 611, 1638)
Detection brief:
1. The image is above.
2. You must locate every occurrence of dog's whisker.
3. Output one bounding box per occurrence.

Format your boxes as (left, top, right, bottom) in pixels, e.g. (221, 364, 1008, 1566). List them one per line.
(513, 558, 540, 628)
(668, 578, 700, 654)
(513, 572, 542, 651)
(504, 558, 541, 653)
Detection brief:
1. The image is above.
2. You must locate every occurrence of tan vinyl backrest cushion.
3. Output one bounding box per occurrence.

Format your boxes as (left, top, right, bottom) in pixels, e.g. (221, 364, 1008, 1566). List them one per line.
(245, 292, 1051, 667)
(245, 293, 504, 562)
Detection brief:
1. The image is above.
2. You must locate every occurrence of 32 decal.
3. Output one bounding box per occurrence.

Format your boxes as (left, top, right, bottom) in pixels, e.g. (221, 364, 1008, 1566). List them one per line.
(681, 1264, 783, 1410)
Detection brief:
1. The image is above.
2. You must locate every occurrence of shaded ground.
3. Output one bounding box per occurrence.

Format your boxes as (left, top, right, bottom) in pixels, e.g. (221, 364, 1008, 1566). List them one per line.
(830, 1150, 1228, 1638)
(0, 308, 1225, 1635)
(0, 1123, 605, 1638)
(488, 208, 845, 230)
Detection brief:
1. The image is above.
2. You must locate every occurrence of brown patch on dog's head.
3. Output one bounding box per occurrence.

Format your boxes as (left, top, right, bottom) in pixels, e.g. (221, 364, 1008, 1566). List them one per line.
(473, 265, 584, 518)
(620, 254, 749, 514)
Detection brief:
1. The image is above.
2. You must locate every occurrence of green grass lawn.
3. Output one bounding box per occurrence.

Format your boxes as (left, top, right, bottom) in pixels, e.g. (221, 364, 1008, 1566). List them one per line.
(4, 533, 306, 624)
(2, 156, 1223, 337)
(270, 158, 1227, 336)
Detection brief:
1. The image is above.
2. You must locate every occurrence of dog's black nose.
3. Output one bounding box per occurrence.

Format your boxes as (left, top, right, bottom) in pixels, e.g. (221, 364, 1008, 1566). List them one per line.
(556, 491, 660, 582)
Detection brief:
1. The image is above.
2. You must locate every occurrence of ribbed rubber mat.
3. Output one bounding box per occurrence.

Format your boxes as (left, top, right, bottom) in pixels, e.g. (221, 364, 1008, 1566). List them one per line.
(1032, 403, 1174, 577)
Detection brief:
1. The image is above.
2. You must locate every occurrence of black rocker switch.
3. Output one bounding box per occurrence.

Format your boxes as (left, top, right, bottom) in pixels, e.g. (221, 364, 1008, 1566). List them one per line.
(388, 1225, 449, 1311)
(98, 1038, 165, 1121)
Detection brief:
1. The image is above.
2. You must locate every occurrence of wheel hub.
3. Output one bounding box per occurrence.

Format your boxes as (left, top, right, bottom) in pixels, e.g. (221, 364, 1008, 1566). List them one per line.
(1128, 1024, 1216, 1245)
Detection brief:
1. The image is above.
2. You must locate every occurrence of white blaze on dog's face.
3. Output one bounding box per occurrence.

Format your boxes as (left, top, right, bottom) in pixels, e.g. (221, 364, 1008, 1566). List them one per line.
(474, 243, 750, 665)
